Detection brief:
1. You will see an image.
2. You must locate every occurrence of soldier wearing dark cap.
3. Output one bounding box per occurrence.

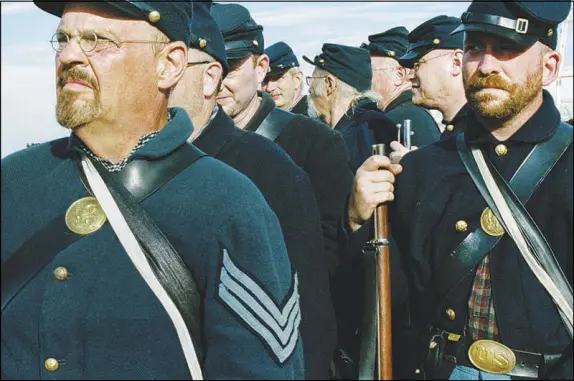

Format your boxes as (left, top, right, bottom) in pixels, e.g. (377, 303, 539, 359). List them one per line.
(362, 27, 441, 148)
(2, 1, 304, 379)
(304, 43, 396, 173)
(211, 4, 354, 379)
(399, 15, 469, 142)
(170, 3, 337, 381)
(347, 0, 573, 379)
(263, 41, 309, 116)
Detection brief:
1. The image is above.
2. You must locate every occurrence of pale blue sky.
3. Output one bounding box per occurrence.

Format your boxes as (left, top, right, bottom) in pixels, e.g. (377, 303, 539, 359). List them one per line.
(1, 1, 572, 157)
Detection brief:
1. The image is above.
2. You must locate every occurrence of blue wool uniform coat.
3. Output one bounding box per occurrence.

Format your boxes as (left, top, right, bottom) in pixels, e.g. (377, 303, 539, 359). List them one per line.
(333, 98, 396, 173)
(391, 91, 573, 379)
(194, 107, 337, 380)
(384, 90, 441, 148)
(1, 108, 304, 380)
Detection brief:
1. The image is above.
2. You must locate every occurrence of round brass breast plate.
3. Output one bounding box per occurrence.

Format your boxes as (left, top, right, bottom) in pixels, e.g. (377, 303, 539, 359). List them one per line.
(480, 207, 505, 237)
(65, 197, 107, 235)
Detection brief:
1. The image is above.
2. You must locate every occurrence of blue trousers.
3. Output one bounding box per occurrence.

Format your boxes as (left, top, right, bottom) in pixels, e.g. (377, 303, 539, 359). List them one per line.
(448, 365, 512, 380)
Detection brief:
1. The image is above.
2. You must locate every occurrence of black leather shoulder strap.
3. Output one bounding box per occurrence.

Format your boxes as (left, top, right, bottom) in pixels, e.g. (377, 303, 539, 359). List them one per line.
(1, 143, 205, 312)
(93, 159, 204, 361)
(255, 107, 294, 142)
(426, 122, 572, 307)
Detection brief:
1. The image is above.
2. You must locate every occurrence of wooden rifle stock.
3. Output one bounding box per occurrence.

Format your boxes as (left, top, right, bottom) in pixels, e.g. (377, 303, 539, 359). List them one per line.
(372, 144, 393, 380)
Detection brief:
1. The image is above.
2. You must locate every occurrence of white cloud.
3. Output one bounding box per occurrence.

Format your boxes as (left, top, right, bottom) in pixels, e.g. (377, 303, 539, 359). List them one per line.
(1, 2, 35, 15)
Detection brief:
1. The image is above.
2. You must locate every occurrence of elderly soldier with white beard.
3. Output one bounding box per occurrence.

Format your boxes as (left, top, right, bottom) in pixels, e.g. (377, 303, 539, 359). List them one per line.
(304, 43, 396, 173)
(263, 41, 309, 116)
(346, 0, 573, 379)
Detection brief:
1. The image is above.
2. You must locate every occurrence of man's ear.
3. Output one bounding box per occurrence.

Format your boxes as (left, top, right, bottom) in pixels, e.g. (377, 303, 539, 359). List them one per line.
(293, 70, 303, 92)
(326, 74, 338, 96)
(542, 49, 561, 86)
(451, 49, 463, 77)
(255, 54, 270, 85)
(156, 41, 188, 91)
(203, 61, 223, 98)
(395, 66, 407, 86)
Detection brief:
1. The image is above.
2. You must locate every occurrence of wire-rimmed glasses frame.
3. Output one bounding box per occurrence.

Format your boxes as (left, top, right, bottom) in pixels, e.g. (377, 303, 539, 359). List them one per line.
(50, 31, 170, 53)
(305, 76, 327, 87)
(412, 51, 453, 71)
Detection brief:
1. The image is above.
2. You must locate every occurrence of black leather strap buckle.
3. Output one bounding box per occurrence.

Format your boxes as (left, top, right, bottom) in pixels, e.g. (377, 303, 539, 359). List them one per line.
(461, 11, 547, 38)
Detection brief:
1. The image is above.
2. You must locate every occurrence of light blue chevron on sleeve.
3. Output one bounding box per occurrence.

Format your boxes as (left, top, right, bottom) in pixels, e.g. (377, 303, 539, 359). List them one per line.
(218, 249, 301, 364)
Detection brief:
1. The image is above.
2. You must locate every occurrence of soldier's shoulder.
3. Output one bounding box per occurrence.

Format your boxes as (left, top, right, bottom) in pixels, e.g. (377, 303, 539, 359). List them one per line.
(184, 154, 270, 212)
(2, 137, 70, 176)
(230, 129, 309, 180)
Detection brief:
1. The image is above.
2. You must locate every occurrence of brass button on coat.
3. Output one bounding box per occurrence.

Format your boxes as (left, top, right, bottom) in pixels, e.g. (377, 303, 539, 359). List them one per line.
(495, 144, 508, 156)
(148, 11, 161, 23)
(455, 220, 468, 232)
(44, 358, 59, 372)
(446, 308, 456, 320)
(446, 124, 454, 132)
(53, 266, 69, 281)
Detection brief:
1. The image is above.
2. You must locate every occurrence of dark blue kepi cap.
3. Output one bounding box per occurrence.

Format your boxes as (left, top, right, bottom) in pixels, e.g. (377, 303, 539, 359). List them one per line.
(399, 15, 463, 69)
(265, 42, 300, 78)
(211, 3, 264, 61)
(303, 43, 372, 92)
(189, 1, 229, 76)
(360, 26, 410, 60)
(452, 0, 571, 50)
(34, 1, 193, 47)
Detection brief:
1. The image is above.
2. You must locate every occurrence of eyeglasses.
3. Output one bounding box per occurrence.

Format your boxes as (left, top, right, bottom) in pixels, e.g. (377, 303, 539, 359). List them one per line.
(187, 60, 212, 67)
(305, 76, 326, 86)
(412, 51, 452, 71)
(50, 31, 169, 53)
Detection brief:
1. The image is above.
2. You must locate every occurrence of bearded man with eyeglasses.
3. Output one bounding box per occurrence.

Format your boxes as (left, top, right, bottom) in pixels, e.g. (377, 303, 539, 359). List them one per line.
(1, 1, 305, 379)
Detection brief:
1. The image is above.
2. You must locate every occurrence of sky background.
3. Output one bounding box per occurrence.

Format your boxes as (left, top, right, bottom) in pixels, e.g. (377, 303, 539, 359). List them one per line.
(2, 1, 573, 158)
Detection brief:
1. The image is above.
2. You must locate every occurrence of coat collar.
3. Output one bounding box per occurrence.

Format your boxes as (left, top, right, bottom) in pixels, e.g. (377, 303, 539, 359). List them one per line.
(244, 91, 275, 133)
(385, 89, 413, 112)
(334, 97, 379, 133)
(67, 107, 194, 160)
(193, 106, 238, 157)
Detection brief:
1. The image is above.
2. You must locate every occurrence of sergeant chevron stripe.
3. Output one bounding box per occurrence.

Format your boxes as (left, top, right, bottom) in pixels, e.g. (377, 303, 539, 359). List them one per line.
(218, 249, 301, 364)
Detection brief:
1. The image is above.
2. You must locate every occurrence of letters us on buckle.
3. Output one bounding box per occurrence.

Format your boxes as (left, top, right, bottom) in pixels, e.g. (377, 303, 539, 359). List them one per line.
(468, 340, 516, 374)
(515, 18, 529, 34)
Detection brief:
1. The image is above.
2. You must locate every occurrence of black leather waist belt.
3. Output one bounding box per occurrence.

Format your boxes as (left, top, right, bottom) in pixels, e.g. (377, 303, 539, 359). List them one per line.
(435, 330, 560, 379)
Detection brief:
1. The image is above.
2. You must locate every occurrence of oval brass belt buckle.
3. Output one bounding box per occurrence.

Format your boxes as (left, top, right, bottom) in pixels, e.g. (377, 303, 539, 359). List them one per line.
(468, 340, 516, 375)
(65, 196, 107, 235)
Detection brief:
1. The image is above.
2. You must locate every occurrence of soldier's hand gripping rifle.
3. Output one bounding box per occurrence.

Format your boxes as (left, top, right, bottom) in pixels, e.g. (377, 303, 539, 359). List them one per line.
(358, 144, 393, 380)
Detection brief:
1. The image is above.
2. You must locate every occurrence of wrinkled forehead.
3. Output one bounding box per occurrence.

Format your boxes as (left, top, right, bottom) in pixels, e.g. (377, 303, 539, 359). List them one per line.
(58, 2, 155, 38)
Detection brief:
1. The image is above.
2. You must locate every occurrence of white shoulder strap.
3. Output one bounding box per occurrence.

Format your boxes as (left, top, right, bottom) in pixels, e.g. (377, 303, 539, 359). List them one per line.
(471, 147, 573, 339)
(80, 155, 204, 379)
